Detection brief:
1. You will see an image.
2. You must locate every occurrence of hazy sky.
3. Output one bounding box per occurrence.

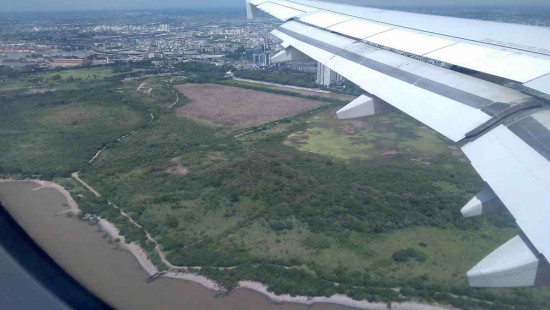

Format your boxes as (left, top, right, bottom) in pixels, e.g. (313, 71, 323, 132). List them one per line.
(1, 0, 549, 12)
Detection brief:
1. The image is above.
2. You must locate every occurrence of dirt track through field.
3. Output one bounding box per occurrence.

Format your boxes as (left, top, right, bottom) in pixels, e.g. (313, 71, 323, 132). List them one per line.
(175, 83, 329, 128)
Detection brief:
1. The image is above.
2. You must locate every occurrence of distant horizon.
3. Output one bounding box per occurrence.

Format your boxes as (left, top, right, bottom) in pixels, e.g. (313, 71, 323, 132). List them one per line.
(1, 0, 550, 13)
(1, 4, 550, 14)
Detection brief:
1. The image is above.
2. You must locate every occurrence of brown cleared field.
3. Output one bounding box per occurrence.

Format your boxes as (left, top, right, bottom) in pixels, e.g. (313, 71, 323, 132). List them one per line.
(175, 83, 329, 128)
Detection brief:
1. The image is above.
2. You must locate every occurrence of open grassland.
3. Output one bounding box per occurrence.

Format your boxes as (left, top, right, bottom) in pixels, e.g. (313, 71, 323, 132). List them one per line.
(174, 83, 330, 128)
(285, 110, 456, 162)
(2, 77, 550, 309)
(0, 78, 32, 92)
(0, 66, 139, 93)
(36, 67, 133, 80)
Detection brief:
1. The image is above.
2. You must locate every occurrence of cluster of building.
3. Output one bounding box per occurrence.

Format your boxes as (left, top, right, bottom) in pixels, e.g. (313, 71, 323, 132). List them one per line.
(2, 7, 549, 86)
(316, 63, 343, 87)
(244, 45, 272, 67)
(0, 9, 352, 87)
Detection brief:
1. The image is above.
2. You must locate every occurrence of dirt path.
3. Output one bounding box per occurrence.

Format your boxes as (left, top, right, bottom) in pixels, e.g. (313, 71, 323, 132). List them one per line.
(168, 89, 179, 108)
(88, 148, 104, 163)
(136, 82, 145, 92)
(70, 172, 189, 271)
(71, 172, 101, 197)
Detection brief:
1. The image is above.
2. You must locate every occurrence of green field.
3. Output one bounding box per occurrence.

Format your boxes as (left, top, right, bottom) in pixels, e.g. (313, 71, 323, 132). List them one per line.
(0, 66, 139, 93)
(0, 79, 32, 91)
(285, 111, 452, 161)
(37, 67, 126, 80)
(1, 70, 549, 309)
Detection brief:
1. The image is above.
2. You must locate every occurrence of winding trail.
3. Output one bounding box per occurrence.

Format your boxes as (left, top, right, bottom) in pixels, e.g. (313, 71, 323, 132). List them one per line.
(88, 149, 104, 163)
(168, 89, 179, 108)
(70, 172, 229, 272)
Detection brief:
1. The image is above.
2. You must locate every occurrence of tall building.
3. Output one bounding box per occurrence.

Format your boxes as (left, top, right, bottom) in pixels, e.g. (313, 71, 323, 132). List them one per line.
(245, 47, 264, 62)
(258, 52, 271, 67)
(315, 62, 343, 87)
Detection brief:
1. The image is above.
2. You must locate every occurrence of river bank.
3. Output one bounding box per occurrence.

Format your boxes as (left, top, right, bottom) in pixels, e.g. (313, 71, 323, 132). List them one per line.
(0, 179, 452, 310)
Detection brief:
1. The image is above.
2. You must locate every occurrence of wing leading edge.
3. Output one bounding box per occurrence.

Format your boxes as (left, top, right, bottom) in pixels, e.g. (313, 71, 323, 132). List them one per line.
(247, 0, 550, 287)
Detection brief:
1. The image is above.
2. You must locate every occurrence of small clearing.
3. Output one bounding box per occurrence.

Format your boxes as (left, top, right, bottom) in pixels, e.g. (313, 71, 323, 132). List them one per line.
(167, 157, 189, 175)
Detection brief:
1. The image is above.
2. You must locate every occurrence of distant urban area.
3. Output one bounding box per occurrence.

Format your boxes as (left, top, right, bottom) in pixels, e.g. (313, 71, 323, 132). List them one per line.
(2, 7, 548, 89)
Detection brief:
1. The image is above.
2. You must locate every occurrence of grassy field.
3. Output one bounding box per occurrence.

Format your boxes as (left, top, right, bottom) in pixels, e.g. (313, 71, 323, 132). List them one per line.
(36, 67, 132, 80)
(2, 75, 549, 309)
(0, 67, 140, 93)
(0, 79, 32, 91)
(228, 222, 517, 282)
(285, 110, 454, 161)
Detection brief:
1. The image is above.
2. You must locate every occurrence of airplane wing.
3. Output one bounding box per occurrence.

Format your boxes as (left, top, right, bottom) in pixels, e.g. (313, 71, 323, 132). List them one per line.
(246, 0, 550, 287)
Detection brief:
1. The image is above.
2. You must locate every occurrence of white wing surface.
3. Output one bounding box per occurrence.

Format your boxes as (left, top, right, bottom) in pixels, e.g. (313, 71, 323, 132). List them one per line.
(246, 0, 550, 287)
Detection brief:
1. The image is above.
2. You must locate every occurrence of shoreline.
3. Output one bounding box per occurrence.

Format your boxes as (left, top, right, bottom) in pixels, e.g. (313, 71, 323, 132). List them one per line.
(0, 178, 452, 310)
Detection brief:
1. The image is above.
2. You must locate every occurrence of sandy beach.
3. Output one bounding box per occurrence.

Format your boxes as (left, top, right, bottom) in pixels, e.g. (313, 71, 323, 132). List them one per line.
(96, 218, 159, 276)
(0, 178, 453, 310)
(238, 281, 450, 310)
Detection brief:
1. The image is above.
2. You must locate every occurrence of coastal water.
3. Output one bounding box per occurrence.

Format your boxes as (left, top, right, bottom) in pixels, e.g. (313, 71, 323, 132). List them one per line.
(0, 181, 353, 310)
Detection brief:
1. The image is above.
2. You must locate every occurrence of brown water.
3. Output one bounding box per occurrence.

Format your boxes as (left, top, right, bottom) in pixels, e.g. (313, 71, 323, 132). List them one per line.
(0, 181, 354, 310)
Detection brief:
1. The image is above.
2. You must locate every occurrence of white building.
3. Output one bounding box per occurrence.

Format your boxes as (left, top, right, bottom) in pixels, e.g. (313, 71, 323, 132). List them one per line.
(316, 62, 343, 87)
